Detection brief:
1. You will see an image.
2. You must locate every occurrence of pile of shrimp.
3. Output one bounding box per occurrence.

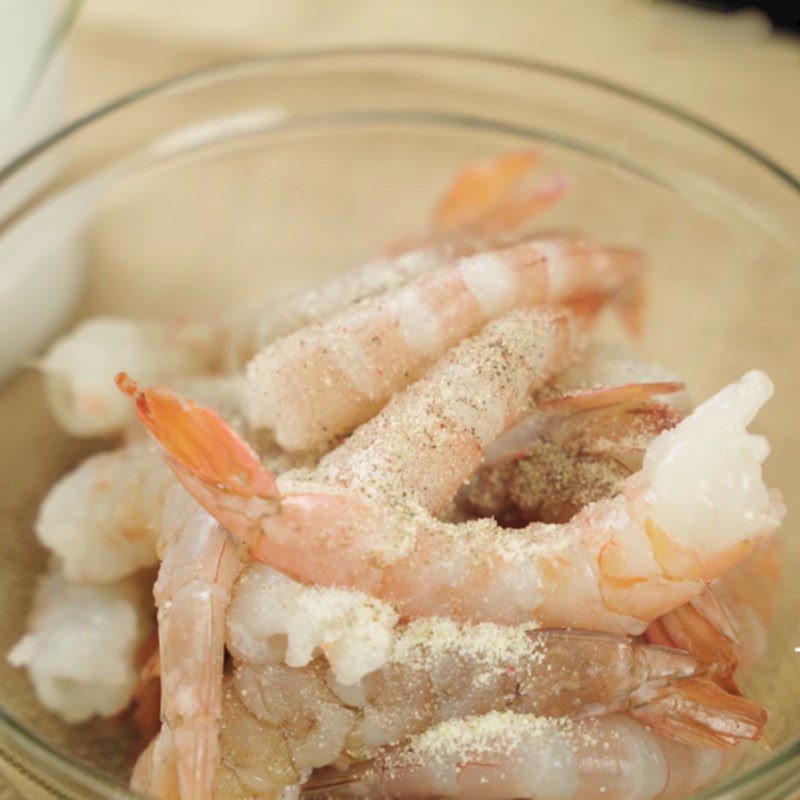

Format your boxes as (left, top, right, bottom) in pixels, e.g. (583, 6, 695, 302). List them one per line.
(8, 152, 785, 800)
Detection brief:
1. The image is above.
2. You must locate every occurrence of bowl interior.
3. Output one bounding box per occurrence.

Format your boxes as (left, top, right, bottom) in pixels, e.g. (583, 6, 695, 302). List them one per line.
(0, 51, 799, 798)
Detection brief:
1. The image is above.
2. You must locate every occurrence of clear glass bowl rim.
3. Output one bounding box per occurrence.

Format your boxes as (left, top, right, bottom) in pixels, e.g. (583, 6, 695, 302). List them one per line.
(0, 45, 798, 800)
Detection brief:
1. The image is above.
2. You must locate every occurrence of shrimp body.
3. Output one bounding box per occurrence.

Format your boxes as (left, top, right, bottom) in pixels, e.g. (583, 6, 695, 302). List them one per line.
(461, 362, 778, 691)
(126, 359, 783, 635)
(310, 712, 729, 800)
(7, 568, 152, 723)
(42, 316, 215, 436)
(45, 152, 561, 438)
(464, 391, 683, 526)
(332, 371, 779, 630)
(244, 238, 641, 450)
(215, 677, 300, 798)
(313, 306, 585, 512)
(481, 340, 689, 468)
(35, 441, 173, 583)
(228, 595, 765, 754)
(646, 538, 782, 689)
(147, 487, 249, 800)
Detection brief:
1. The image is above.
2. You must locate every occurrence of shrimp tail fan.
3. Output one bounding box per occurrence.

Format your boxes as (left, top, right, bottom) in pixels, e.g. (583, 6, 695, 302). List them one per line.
(646, 590, 742, 695)
(631, 676, 768, 749)
(116, 373, 281, 542)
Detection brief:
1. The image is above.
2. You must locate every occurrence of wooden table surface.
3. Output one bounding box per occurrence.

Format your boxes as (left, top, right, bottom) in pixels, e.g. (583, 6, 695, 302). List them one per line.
(1, 1, 797, 798)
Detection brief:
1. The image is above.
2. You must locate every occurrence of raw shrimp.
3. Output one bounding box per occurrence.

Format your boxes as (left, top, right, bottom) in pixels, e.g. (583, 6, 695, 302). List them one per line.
(36, 374, 300, 586)
(215, 677, 301, 799)
(123, 313, 784, 633)
(41, 316, 216, 437)
(646, 538, 782, 690)
(35, 441, 172, 583)
(459, 364, 775, 693)
(430, 151, 566, 240)
(7, 567, 152, 723)
(44, 151, 561, 438)
(244, 237, 643, 450)
(310, 306, 588, 513)
(462, 387, 683, 526)
(229, 614, 766, 754)
(306, 712, 732, 800)
(128, 304, 584, 525)
(479, 340, 690, 469)
(132, 727, 180, 800)
(142, 486, 246, 800)
(134, 676, 306, 800)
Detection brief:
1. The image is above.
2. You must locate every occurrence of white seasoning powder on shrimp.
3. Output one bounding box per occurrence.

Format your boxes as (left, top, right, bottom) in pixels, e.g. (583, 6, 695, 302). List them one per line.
(393, 710, 578, 766)
(227, 564, 399, 685)
(392, 617, 544, 679)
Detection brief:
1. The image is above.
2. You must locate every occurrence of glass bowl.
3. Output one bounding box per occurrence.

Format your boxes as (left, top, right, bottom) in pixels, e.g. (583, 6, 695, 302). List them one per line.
(0, 48, 798, 800)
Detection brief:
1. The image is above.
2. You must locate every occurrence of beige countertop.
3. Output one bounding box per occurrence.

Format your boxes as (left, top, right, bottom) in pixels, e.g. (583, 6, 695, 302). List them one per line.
(1, 2, 797, 798)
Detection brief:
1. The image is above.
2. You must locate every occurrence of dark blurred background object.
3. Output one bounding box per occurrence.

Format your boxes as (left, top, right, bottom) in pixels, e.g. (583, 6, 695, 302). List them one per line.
(674, 0, 800, 32)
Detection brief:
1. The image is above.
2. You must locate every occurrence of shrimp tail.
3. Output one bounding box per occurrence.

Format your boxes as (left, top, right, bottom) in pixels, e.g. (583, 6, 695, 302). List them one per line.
(433, 150, 566, 237)
(631, 676, 767, 749)
(540, 381, 686, 414)
(611, 270, 646, 336)
(174, 720, 219, 800)
(130, 631, 161, 752)
(302, 764, 371, 797)
(116, 373, 281, 543)
(645, 590, 741, 694)
(131, 738, 157, 797)
(133, 729, 180, 800)
(469, 174, 568, 238)
(434, 150, 541, 231)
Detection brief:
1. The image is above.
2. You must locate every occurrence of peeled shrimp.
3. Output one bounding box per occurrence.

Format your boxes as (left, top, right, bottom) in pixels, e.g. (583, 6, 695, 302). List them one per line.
(460, 369, 777, 693)
(244, 237, 642, 450)
(481, 341, 690, 468)
(44, 151, 561, 438)
(307, 711, 732, 800)
(35, 441, 173, 583)
(135, 675, 307, 800)
(139, 486, 246, 800)
(7, 567, 152, 723)
(36, 374, 286, 585)
(463, 387, 683, 525)
(646, 538, 782, 690)
(124, 314, 784, 633)
(430, 151, 566, 240)
(229, 614, 766, 755)
(41, 316, 216, 437)
(215, 677, 301, 799)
